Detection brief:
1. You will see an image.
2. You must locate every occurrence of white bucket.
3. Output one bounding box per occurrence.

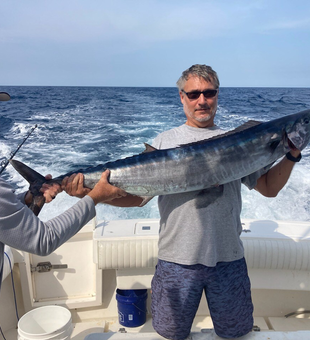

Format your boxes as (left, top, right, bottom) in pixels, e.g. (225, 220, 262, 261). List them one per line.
(17, 306, 73, 340)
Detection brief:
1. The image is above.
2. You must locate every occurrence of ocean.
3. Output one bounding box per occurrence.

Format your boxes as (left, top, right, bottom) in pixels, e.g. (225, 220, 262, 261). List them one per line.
(1, 86, 310, 222)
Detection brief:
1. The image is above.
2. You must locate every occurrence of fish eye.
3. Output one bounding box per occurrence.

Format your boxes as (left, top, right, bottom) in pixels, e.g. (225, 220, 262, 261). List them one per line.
(304, 118, 310, 124)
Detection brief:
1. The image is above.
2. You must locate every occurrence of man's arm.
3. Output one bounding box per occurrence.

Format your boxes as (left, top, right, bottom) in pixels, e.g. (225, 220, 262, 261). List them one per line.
(63, 172, 145, 207)
(104, 194, 144, 207)
(255, 149, 301, 197)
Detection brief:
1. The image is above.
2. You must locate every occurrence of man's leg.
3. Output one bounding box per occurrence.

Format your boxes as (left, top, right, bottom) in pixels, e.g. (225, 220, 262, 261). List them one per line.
(205, 258, 253, 338)
(151, 260, 204, 340)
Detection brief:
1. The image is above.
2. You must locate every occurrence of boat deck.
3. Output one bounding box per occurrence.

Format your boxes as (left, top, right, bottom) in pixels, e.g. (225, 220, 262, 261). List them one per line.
(4, 315, 310, 340)
(3, 219, 310, 340)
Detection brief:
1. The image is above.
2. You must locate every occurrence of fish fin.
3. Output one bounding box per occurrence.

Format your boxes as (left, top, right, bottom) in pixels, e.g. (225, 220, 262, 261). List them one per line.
(10, 159, 46, 184)
(203, 120, 262, 140)
(10, 159, 46, 216)
(178, 121, 263, 147)
(29, 195, 46, 216)
(143, 143, 158, 153)
(139, 196, 155, 207)
(228, 120, 262, 133)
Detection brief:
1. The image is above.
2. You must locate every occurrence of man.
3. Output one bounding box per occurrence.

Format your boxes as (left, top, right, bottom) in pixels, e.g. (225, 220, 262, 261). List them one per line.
(147, 65, 300, 339)
(73, 65, 301, 339)
(0, 91, 127, 291)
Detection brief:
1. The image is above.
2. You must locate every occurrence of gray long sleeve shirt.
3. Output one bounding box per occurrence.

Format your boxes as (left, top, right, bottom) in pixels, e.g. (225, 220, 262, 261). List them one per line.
(0, 177, 96, 289)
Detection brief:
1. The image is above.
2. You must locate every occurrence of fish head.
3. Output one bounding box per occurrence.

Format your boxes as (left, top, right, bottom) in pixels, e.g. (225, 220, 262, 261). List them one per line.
(285, 109, 310, 151)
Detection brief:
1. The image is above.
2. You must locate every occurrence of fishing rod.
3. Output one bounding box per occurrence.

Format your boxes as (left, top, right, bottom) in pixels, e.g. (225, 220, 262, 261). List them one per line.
(0, 124, 38, 175)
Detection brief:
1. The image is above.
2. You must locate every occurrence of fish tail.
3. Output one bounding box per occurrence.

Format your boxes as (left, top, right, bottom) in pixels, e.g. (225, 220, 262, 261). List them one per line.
(9, 159, 47, 216)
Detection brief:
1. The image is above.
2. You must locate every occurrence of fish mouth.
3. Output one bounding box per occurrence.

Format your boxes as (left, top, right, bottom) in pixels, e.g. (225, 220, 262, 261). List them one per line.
(284, 130, 298, 151)
(287, 137, 297, 150)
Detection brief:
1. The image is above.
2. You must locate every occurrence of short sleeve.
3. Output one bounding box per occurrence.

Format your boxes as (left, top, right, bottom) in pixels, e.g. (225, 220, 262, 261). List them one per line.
(242, 163, 275, 190)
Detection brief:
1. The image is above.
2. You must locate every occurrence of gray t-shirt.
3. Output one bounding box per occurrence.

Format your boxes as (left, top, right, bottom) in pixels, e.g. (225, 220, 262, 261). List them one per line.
(0, 178, 96, 289)
(152, 124, 262, 267)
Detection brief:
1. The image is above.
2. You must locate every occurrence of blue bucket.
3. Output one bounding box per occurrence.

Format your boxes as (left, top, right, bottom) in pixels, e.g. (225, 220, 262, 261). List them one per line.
(116, 289, 148, 327)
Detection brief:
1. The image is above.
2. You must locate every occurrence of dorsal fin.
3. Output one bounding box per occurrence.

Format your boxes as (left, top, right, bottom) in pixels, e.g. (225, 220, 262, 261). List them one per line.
(178, 120, 263, 148)
(140, 121, 262, 153)
(227, 120, 262, 134)
(202, 120, 262, 142)
(142, 143, 158, 153)
(10, 159, 46, 184)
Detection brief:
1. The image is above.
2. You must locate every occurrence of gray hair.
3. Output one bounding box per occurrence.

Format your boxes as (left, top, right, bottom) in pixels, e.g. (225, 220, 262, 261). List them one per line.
(176, 64, 220, 90)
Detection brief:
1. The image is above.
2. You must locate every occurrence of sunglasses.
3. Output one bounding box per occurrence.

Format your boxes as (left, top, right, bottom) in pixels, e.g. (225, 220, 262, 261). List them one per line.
(182, 89, 218, 100)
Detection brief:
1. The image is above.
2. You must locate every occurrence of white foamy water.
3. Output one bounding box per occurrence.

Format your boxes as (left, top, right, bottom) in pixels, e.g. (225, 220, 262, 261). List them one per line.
(1, 86, 310, 223)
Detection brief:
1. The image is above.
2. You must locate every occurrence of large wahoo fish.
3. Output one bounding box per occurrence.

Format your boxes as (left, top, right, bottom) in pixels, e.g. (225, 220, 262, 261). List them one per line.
(10, 109, 310, 215)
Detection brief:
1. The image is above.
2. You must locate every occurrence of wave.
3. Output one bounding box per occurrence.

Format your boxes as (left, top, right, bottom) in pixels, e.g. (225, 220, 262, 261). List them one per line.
(1, 86, 310, 222)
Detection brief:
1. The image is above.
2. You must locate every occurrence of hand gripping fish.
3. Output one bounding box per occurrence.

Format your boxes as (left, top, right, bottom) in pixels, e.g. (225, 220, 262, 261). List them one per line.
(10, 109, 310, 215)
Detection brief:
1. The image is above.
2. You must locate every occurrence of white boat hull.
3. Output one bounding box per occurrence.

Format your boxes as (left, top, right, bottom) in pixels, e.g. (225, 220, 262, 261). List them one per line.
(2, 218, 310, 340)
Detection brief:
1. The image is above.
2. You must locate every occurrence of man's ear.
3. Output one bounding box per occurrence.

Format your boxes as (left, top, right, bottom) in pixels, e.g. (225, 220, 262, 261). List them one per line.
(179, 91, 185, 105)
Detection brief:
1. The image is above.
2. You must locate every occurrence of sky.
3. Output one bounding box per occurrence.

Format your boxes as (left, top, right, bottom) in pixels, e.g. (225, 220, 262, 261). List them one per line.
(1, 0, 310, 87)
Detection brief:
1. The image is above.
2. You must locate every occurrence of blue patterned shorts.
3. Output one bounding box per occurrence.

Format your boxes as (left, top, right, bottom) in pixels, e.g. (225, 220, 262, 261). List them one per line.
(151, 258, 253, 339)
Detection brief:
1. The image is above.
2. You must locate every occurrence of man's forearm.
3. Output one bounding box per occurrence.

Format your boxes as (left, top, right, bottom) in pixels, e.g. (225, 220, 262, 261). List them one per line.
(104, 194, 144, 207)
(255, 150, 300, 197)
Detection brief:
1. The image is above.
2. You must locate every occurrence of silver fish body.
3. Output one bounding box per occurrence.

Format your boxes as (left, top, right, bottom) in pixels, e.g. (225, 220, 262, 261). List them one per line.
(78, 109, 310, 196)
(10, 109, 310, 215)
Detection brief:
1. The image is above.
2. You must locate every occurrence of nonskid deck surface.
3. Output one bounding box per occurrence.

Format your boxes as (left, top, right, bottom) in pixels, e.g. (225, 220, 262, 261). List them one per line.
(71, 316, 310, 340)
(84, 330, 310, 340)
(5, 317, 310, 340)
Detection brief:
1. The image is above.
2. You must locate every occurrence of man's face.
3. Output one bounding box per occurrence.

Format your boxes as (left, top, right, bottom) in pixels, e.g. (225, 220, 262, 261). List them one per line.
(180, 75, 218, 128)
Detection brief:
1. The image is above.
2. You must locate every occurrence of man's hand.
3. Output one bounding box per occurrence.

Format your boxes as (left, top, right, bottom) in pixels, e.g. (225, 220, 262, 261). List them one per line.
(40, 174, 62, 203)
(25, 174, 62, 206)
(87, 170, 127, 205)
(61, 170, 127, 205)
(61, 173, 91, 198)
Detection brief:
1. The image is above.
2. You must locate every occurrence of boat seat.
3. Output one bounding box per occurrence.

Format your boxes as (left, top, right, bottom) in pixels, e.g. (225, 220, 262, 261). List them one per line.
(94, 219, 310, 271)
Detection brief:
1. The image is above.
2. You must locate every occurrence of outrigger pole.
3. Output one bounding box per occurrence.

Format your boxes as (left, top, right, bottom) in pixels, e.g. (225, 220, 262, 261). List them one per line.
(0, 124, 38, 175)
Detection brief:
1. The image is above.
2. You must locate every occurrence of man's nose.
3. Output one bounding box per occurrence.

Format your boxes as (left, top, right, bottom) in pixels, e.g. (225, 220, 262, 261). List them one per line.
(197, 93, 207, 103)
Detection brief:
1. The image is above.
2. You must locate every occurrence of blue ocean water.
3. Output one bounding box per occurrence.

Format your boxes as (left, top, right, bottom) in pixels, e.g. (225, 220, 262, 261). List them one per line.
(1, 86, 310, 222)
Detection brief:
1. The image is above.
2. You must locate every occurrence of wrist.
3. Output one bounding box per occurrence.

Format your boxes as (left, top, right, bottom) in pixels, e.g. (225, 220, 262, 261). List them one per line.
(286, 151, 302, 163)
(87, 192, 99, 205)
